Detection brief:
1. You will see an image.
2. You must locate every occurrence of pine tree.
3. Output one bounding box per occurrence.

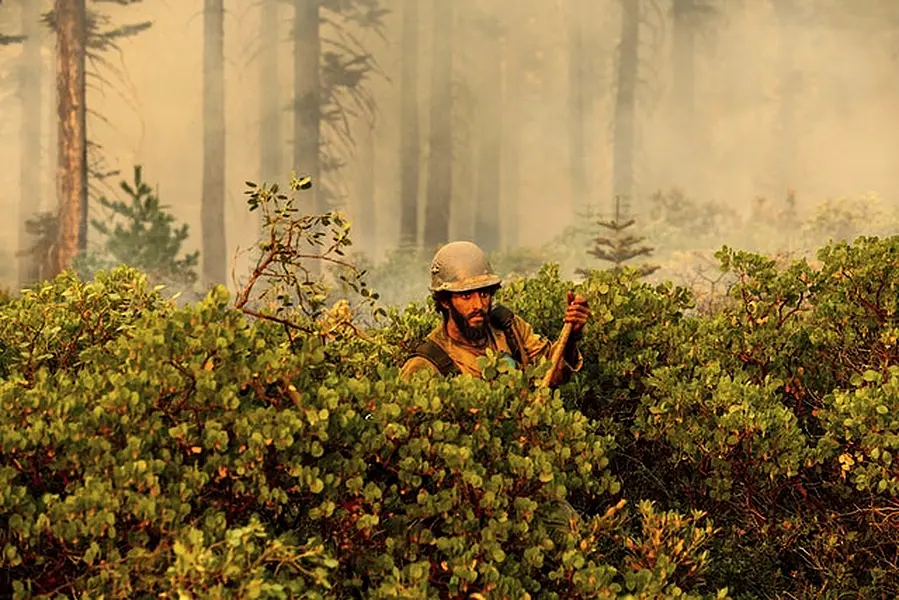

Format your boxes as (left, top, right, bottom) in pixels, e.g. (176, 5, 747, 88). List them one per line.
(83, 165, 199, 286)
(581, 196, 658, 277)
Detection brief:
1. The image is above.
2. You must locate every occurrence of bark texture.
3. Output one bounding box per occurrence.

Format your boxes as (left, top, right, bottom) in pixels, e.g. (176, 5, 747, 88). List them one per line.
(398, 0, 420, 247)
(293, 0, 322, 214)
(423, 0, 453, 250)
(202, 0, 227, 284)
(474, 30, 502, 252)
(19, 0, 44, 285)
(612, 0, 639, 217)
(260, 0, 282, 184)
(54, 0, 88, 275)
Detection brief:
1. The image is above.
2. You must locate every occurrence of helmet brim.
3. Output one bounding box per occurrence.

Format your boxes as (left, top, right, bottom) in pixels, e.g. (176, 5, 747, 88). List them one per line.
(429, 273, 502, 293)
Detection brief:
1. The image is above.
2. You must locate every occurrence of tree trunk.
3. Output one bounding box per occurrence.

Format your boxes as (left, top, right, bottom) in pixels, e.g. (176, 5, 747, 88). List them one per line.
(19, 0, 43, 286)
(293, 0, 321, 214)
(500, 30, 520, 250)
(672, 0, 696, 127)
(259, 0, 281, 184)
(612, 0, 639, 217)
(672, 0, 697, 190)
(398, 0, 420, 248)
(473, 32, 502, 253)
(202, 0, 227, 285)
(568, 1, 589, 212)
(358, 119, 377, 253)
(448, 4, 473, 243)
(422, 0, 453, 251)
(53, 0, 88, 275)
(773, 0, 800, 196)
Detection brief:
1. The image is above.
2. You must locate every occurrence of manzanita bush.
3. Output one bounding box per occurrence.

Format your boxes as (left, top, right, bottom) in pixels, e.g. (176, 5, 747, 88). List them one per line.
(0, 268, 720, 599)
(4, 177, 899, 599)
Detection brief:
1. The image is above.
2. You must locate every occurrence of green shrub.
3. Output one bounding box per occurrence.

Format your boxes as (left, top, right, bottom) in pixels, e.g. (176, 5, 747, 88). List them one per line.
(10, 220, 899, 598)
(0, 267, 729, 599)
(496, 263, 695, 422)
(0, 269, 164, 379)
(626, 236, 899, 597)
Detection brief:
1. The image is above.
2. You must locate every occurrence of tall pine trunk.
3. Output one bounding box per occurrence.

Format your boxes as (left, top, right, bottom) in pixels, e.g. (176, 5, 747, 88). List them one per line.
(202, 0, 227, 285)
(500, 20, 524, 250)
(19, 0, 43, 286)
(568, 1, 589, 212)
(259, 0, 281, 184)
(54, 0, 88, 275)
(358, 119, 377, 252)
(773, 1, 799, 196)
(293, 0, 321, 214)
(398, 0, 420, 248)
(672, 0, 697, 190)
(500, 37, 519, 250)
(612, 0, 639, 217)
(422, 0, 452, 250)
(473, 29, 502, 252)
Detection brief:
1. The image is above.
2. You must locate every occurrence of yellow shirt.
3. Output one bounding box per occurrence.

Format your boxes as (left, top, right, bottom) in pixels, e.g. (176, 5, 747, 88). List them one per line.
(400, 314, 582, 386)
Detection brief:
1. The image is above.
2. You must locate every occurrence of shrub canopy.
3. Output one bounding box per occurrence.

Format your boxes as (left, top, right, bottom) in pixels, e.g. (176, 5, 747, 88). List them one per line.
(4, 235, 899, 598)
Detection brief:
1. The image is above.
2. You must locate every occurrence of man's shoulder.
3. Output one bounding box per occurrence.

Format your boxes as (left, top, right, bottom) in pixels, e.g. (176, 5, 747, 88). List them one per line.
(509, 312, 536, 335)
(400, 354, 440, 379)
(402, 326, 458, 377)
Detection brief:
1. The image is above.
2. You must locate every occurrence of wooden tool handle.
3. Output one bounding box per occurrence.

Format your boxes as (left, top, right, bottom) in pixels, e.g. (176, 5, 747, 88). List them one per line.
(541, 321, 573, 388)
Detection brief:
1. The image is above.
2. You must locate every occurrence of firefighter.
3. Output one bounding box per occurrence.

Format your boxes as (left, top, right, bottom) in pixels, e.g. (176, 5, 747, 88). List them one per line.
(400, 241, 590, 387)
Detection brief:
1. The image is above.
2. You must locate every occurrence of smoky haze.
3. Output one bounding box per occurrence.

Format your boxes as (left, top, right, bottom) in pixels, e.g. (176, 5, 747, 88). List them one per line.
(0, 0, 897, 295)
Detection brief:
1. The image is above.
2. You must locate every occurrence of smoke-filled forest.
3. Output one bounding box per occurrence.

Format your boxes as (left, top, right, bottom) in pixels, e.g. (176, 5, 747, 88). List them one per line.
(5, 1, 899, 598)
(1, 0, 898, 296)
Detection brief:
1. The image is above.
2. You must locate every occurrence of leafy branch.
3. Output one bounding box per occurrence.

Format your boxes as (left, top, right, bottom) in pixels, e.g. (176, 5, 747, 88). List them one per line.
(232, 175, 384, 340)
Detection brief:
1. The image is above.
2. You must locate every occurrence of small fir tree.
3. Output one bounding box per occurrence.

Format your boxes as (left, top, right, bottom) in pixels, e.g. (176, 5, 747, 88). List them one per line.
(80, 165, 199, 286)
(580, 195, 659, 277)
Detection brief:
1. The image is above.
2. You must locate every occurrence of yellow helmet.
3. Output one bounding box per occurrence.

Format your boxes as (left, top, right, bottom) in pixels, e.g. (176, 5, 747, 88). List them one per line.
(429, 241, 502, 293)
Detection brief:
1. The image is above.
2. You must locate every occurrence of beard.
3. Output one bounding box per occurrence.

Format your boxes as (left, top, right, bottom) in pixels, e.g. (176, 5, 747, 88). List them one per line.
(449, 303, 489, 344)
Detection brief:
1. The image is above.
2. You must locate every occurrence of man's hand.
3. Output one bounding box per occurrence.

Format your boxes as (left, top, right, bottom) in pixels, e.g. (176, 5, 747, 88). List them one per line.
(564, 291, 591, 335)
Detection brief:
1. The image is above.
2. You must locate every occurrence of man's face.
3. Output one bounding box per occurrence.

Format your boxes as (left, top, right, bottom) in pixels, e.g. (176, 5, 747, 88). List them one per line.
(446, 289, 492, 343)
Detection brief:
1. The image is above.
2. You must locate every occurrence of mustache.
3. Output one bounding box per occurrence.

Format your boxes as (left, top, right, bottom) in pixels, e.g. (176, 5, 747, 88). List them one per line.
(468, 310, 486, 320)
